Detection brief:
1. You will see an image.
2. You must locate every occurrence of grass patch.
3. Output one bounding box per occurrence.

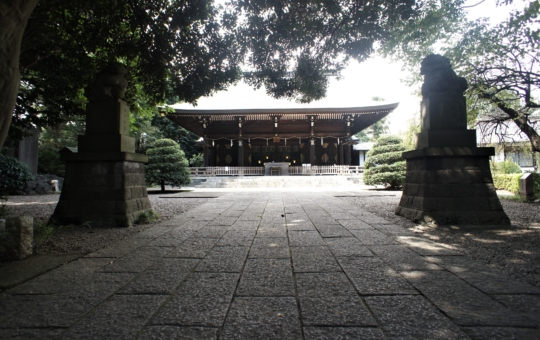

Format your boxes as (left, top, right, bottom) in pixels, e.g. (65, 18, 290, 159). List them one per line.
(34, 221, 57, 245)
(500, 194, 534, 203)
(135, 210, 160, 224)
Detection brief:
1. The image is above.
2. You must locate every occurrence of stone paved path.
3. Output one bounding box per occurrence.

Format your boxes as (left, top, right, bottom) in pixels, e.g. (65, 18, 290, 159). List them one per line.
(1, 192, 540, 339)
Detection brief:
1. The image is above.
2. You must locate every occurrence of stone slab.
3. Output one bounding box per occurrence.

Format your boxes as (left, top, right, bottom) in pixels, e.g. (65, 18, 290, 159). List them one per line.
(300, 295, 377, 326)
(237, 259, 295, 296)
(369, 245, 443, 271)
(291, 246, 341, 272)
(221, 297, 302, 339)
(58, 295, 166, 339)
(195, 246, 249, 272)
(324, 237, 374, 257)
(165, 238, 218, 258)
(401, 270, 536, 327)
(350, 229, 400, 245)
(295, 272, 357, 297)
(118, 258, 199, 294)
(151, 273, 239, 327)
(288, 231, 326, 246)
(303, 327, 385, 340)
(365, 295, 468, 339)
(0, 254, 80, 290)
(137, 326, 218, 340)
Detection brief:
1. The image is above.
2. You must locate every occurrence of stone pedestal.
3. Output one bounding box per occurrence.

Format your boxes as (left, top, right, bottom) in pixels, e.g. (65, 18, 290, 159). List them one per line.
(396, 54, 510, 227)
(396, 147, 510, 226)
(50, 98, 151, 227)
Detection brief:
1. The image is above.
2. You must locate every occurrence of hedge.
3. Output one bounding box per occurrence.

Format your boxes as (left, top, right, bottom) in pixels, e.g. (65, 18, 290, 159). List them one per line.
(492, 174, 522, 194)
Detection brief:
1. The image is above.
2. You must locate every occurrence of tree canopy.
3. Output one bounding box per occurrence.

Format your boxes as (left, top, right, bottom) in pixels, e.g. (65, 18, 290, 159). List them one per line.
(388, 0, 540, 156)
(450, 0, 540, 154)
(1, 0, 469, 149)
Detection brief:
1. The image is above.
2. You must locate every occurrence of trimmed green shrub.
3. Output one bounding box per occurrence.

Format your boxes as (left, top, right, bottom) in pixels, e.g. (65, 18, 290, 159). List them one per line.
(145, 138, 190, 192)
(490, 160, 522, 174)
(0, 154, 35, 195)
(363, 135, 406, 189)
(492, 174, 522, 194)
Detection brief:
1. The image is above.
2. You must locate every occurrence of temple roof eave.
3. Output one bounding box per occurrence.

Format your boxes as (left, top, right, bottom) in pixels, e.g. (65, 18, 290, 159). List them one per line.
(167, 103, 399, 117)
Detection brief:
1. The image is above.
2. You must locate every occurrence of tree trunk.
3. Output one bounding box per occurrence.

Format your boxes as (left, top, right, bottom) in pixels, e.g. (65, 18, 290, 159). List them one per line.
(496, 102, 540, 154)
(160, 180, 165, 192)
(0, 0, 40, 149)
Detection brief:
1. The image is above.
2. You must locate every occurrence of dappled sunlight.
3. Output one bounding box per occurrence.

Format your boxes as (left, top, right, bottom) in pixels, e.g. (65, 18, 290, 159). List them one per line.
(6, 201, 57, 205)
(515, 250, 533, 255)
(470, 238, 503, 244)
(397, 236, 458, 254)
(400, 271, 427, 280)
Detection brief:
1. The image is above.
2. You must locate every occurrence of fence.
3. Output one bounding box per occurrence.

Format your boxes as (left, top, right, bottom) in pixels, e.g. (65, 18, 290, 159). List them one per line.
(190, 165, 363, 177)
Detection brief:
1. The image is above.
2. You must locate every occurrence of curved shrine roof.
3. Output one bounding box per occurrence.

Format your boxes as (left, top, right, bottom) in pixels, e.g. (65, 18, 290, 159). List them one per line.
(166, 103, 399, 139)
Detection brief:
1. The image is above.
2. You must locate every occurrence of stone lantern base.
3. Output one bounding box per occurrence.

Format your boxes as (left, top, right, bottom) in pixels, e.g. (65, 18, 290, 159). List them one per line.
(50, 151, 151, 227)
(395, 147, 511, 226)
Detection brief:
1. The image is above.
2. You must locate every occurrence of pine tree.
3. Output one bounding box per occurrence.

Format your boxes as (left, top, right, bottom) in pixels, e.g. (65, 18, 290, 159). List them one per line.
(145, 139, 190, 192)
(363, 135, 406, 189)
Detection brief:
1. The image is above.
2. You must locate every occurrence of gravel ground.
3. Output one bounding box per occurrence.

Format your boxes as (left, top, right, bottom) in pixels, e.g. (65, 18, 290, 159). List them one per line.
(340, 194, 540, 288)
(0, 194, 211, 260)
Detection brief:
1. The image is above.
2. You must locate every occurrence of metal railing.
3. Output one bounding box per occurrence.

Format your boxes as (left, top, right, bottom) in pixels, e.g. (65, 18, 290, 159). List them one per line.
(190, 165, 363, 177)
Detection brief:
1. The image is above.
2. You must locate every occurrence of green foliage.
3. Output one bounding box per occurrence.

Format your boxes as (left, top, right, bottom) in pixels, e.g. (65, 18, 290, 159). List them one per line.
(149, 115, 200, 159)
(355, 118, 390, 142)
(145, 138, 191, 191)
(232, 0, 460, 103)
(401, 114, 422, 150)
(34, 221, 57, 246)
(0, 155, 35, 195)
(363, 135, 406, 189)
(492, 174, 522, 194)
(38, 119, 85, 176)
(135, 210, 160, 224)
(490, 160, 522, 175)
(356, 97, 390, 142)
(189, 153, 204, 167)
(8, 0, 241, 144)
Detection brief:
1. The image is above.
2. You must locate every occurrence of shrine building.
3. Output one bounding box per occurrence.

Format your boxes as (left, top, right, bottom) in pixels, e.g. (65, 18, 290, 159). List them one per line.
(166, 103, 398, 167)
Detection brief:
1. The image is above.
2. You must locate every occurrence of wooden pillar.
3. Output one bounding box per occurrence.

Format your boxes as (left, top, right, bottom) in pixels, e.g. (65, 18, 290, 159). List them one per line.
(339, 143, 344, 165)
(203, 144, 209, 166)
(238, 139, 244, 166)
(345, 144, 352, 165)
(310, 138, 316, 166)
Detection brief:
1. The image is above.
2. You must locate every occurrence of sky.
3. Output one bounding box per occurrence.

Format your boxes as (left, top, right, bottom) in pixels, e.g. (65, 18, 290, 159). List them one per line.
(174, 0, 519, 135)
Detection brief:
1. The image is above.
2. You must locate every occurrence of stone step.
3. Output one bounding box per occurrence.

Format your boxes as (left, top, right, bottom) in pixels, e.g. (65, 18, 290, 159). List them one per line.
(191, 176, 364, 188)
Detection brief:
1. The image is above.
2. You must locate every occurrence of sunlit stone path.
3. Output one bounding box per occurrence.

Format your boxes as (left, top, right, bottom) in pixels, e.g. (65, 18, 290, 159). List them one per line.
(1, 191, 540, 339)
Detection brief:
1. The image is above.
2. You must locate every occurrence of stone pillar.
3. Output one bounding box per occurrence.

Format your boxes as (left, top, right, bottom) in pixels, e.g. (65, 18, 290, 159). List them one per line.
(310, 139, 316, 166)
(3, 216, 33, 260)
(50, 63, 152, 227)
(395, 55, 510, 226)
